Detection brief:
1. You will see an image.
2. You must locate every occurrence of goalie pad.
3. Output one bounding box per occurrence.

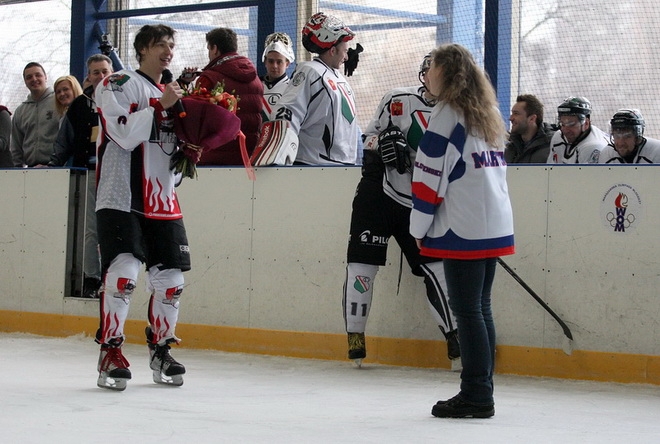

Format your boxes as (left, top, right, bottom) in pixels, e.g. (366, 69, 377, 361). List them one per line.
(250, 120, 299, 166)
(378, 126, 410, 174)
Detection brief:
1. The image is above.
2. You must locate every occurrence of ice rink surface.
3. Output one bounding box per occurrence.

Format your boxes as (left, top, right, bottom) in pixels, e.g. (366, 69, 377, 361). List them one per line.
(3, 333, 659, 444)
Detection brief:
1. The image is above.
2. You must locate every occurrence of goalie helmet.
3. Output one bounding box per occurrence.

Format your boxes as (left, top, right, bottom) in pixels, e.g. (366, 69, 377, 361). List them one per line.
(610, 108, 645, 137)
(302, 12, 354, 54)
(418, 52, 432, 85)
(262, 32, 295, 63)
(557, 96, 592, 119)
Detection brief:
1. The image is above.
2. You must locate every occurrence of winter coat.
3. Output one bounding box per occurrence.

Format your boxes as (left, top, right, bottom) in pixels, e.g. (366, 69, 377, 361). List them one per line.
(196, 53, 263, 165)
(504, 122, 556, 164)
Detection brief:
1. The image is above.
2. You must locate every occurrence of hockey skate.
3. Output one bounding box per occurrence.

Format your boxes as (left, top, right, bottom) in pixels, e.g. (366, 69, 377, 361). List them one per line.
(444, 329, 462, 371)
(347, 332, 366, 367)
(97, 340, 131, 391)
(147, 328, 185, 386)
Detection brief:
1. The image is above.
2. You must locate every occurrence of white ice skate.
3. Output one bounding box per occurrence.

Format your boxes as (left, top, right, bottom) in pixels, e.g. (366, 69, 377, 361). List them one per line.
(97, 343, 131, 391)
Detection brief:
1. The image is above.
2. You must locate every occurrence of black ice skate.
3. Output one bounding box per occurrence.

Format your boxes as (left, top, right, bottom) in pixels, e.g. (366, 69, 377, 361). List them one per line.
(146, 327, 185, 386)
(443, 329, 462, 371)
(347, 332, 366, 367)
(97, 339, 131, 391)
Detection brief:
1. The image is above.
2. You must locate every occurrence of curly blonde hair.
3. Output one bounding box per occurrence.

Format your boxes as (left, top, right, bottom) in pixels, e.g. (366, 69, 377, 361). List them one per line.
(430, 44, 506, 147)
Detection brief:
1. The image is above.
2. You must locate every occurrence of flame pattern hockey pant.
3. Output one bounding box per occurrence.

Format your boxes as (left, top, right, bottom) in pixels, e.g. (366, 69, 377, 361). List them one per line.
(98, 252, 184, 345)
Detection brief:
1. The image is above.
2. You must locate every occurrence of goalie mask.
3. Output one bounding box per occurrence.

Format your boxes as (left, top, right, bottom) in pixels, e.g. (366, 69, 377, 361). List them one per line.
(302, 12, 355, 54)
(262, 32, 295, 63)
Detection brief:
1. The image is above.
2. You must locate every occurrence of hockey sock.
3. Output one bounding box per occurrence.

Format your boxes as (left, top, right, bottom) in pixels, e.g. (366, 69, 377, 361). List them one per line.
(343, 262, 378, 333)
(147, 266, 184, 345)
(420, 261, 457, 334)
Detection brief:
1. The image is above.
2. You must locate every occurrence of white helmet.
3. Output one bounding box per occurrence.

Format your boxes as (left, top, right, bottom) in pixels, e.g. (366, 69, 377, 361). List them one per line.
(262, 32, 295, 63)
(302, 12, 354, 54)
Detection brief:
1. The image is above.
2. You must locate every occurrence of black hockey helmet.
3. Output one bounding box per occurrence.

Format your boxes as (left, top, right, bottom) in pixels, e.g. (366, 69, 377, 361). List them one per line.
(610, 108, 645, 137)
(557, 96, 591, 120)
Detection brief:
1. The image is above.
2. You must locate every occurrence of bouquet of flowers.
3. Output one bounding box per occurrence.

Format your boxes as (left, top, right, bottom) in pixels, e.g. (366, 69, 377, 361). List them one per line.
(170, 81, 242, 179)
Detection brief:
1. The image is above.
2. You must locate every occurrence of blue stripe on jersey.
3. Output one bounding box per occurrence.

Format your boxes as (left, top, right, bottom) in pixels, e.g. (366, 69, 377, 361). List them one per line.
(419, 131, 449, 158)
(425, 228, 514, 253)
(411, 193, 436, 215)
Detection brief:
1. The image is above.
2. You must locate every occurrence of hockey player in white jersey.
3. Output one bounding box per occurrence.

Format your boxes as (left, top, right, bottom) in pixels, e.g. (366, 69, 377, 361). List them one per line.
(547, 96, 608, 164)
(260, 32, 295, 122)
(599, 109, 660, 164)
(343, 54, 460, 367)
(94, 24, 192, 390)
(273, 12, 359, 165)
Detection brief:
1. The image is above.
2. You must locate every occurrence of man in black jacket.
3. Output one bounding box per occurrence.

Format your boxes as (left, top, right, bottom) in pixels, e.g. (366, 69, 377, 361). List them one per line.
(505, 94, 555, 163)
(49, 54, 113, 297)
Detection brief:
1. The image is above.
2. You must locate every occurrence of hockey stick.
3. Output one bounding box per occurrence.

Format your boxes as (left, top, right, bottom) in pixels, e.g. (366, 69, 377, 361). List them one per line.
(497, 258, 574, 355)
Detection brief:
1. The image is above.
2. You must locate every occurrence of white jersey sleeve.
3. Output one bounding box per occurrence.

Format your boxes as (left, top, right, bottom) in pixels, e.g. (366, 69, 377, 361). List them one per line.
(273, 59, 358, 165)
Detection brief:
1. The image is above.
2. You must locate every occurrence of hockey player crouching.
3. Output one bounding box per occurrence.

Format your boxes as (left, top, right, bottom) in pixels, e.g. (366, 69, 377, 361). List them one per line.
(94, 24, 193, 390)
(342, 54, 460, 367)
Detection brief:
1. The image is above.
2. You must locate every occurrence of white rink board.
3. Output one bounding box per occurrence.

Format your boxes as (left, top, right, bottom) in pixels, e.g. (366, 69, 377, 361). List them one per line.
(3, 165, 660, 355)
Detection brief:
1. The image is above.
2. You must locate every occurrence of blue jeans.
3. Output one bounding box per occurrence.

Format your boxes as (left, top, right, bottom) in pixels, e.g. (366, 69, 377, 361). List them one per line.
(443, 258, 497, 405)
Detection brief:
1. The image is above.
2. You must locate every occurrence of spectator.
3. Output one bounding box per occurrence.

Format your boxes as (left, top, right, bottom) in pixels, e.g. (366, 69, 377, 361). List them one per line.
(547, 96, 608, 164)
(343, 53, 459, 367)
(195, 27, 263, 165)
(599, 109, 660, 164)
(410, 43, 514, 419)
(260, 32, 295, 122)
(10, 62, 59, 167)
(0, 104, 11, 168)
(94, 24, 190, 390)
(49, 54, 114, 298)
(273, 12, 359, 165)
(53, 75, 83, 122)
(505, 94, 555, 163)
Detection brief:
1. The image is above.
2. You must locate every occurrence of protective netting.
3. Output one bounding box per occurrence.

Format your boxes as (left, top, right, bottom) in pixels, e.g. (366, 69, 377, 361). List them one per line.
(1, 0, 658, 135)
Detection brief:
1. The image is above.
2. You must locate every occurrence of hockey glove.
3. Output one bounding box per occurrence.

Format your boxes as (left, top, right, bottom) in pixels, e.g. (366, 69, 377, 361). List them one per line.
(378, 126, 411, 174)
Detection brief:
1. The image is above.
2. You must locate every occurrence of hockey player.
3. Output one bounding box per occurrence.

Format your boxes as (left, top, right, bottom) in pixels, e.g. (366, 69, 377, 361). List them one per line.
(94, 24, 192, 390)
(343, 54, 459, 367)
(547, 96, 608, 164)
(599, 109, 660, 164)
(273, 12, 359, 165)
(260, 32, 295, 122)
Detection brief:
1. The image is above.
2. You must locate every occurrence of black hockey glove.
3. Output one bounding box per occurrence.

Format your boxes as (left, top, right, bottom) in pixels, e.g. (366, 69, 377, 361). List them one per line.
(378, 126, 410, 174)
(344, 43, 363, 77)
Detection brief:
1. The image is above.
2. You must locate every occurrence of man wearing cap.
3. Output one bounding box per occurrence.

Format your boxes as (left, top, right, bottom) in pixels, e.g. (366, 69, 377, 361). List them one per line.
(273, 12, 359, 165)
(260, 32, 295, 122)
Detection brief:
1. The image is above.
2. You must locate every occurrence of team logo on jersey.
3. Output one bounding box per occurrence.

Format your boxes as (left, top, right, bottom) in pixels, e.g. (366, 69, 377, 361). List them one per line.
(353, 275, 371, 293)
(337, 82, 355, 124)
(104, 73, 129, 92)
(408, 110, 431, 150)
(391, 100, 403, 116)
(601, 183, 643, 233)
(292, 71, 305, 87)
